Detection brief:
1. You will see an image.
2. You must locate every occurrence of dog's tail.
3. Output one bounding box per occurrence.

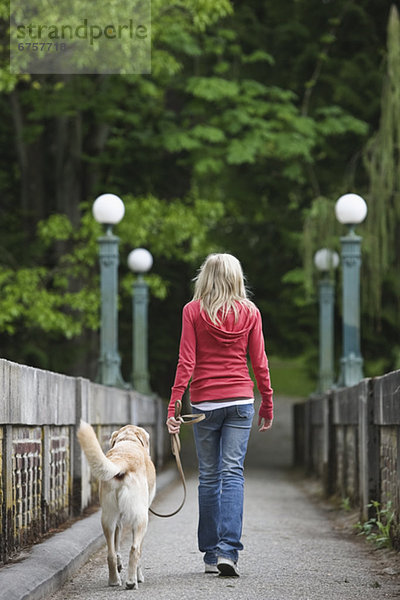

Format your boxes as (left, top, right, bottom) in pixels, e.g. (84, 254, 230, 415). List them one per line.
(77, 420, 120, 481)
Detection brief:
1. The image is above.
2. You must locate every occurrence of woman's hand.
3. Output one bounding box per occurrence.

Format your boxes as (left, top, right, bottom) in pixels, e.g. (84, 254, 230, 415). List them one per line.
(166, 416, 181, 435)
(258, 416, 273, 432)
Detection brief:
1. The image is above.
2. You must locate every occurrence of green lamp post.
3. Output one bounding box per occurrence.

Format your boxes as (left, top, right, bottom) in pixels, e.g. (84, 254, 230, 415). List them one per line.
(335, 193, 368, 387)
(314, 248, 339, 393)
(127, 248, 153, 394)
(92, 193, 126, 388)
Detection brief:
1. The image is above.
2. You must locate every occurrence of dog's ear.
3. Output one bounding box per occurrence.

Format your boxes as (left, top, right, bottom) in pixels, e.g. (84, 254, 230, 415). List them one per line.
(136, 427, 150, 449)
(110, 430, 119, 448)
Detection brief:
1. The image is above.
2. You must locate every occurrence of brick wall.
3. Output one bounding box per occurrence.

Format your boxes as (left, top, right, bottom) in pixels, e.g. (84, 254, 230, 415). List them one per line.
(344, 426, 358, 502)
(48, 426, 70, 528)
(0, 428, 3, 553)
(380, 426, 398, 509)
(294, 371, 400, 545)
(311, 426, 324, 477)
(12, 428, 43, 549)
(0, 358, 165, 564)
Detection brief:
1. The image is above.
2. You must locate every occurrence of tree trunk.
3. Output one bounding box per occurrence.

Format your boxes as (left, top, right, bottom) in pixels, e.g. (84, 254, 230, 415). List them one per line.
(10, 89, 45, 229)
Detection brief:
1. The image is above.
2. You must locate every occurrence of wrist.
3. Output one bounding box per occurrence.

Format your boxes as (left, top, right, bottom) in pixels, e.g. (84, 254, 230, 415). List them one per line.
(259, 409, 273, 421)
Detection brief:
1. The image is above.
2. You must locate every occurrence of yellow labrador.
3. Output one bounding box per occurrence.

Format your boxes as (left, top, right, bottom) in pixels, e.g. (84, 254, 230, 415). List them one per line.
(77, 421, 156, 589)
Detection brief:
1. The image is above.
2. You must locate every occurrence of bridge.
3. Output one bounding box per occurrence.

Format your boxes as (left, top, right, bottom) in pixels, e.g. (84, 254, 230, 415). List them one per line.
(1, 362, 400, 599)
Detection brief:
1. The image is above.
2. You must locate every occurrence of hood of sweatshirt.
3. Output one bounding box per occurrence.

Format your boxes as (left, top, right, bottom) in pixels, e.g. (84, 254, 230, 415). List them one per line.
(199, 304, 254, 345)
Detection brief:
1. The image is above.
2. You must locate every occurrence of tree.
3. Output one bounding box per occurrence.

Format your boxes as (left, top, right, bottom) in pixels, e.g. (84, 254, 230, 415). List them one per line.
(363, 5, 400, 318)
(300, 3, 400, 376)
(0, 0, 395, 391)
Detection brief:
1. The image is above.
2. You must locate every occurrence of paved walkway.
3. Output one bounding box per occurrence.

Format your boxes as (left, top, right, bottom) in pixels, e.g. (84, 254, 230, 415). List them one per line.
(44, 468, 400, 600)
(47, 396, 400, 600)
(2, 396, 400, 599)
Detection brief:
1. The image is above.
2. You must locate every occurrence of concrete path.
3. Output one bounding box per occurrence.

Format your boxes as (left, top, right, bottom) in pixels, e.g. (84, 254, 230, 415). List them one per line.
(2, 396, 400, 599)
(44, 396, 400, 600)
(44, 468, 400, 600)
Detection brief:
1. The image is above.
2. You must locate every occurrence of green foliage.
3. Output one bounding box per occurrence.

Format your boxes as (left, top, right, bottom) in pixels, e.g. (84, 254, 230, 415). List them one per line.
(299, 5, 400, 375)
(37, 214, 74, 245)
(241, 50, 275, 65)
(363, 5, 400, 319)
(315, 106, 368, 138)
(0, 193, 225, 340)
(355, 500, 394, 549)
(340, 497, 351, 512)
(187, 76, 240, 100)
(0, 0, 396, 387)
(118, 194, 225, 261)
(0, 266, 94, 338)
(301, 196, 341, 298)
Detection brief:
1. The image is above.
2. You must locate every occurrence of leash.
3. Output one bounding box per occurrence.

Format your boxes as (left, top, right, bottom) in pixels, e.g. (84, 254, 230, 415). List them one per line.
(149, 400, 205, 518)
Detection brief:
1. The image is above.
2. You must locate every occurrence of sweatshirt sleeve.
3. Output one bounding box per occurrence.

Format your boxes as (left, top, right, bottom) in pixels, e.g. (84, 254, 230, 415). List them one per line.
(167, 304, 196, 418)
(248, 309, 273, 420)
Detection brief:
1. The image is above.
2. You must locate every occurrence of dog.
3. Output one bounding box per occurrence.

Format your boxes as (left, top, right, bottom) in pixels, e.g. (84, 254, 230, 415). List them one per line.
(77, 421, 156, 589)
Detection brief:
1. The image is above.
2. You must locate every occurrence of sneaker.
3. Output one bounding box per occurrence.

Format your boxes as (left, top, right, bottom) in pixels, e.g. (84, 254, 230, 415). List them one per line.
(204, 563, 219, 574)
(217, 557, 240, 577)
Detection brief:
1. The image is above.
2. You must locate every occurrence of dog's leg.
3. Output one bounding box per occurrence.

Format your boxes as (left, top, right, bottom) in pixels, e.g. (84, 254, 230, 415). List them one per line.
(115, 523, 123, 573)
(125, 516, 148, 589)
(137, 560, 144, 584)
(102, 518, 121, 587)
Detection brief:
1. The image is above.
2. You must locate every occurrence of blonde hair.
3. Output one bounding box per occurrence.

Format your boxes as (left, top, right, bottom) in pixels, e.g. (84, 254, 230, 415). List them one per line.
(193, 253, 254, 325)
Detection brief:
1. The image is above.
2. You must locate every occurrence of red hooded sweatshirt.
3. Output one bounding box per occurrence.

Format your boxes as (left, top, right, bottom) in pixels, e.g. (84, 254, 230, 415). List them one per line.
(168, 300, 273, 420)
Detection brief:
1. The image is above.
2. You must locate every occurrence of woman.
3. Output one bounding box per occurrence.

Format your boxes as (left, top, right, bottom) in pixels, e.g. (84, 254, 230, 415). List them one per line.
(166, 253, 273, 577)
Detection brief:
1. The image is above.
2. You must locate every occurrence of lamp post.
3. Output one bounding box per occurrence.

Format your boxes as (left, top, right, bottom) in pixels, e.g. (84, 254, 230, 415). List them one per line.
(335, 193, 368, 387)
(92, 193, 126, 388)
(127, 248, 153, 394)
(314, 249, 339, 393)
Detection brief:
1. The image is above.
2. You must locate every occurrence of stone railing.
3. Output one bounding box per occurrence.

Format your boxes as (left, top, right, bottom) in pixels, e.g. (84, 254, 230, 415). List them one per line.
(293, 369, 400, 546)
(0, 358, 165, 564)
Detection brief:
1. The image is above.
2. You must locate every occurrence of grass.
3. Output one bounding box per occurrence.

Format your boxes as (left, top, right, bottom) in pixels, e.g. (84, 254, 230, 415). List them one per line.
(267, 355, 315, 398)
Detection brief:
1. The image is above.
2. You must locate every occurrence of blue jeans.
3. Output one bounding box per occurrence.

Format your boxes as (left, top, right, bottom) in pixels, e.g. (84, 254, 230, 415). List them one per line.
(192, 403, 255, 564)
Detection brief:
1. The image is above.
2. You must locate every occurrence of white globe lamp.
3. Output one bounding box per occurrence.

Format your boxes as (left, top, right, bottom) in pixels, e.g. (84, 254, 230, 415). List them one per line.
(335, 193, 367, 226)
(128, 248, 153, 274)
(92, 193, 125, 225)
(314, 248, 340, 272)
